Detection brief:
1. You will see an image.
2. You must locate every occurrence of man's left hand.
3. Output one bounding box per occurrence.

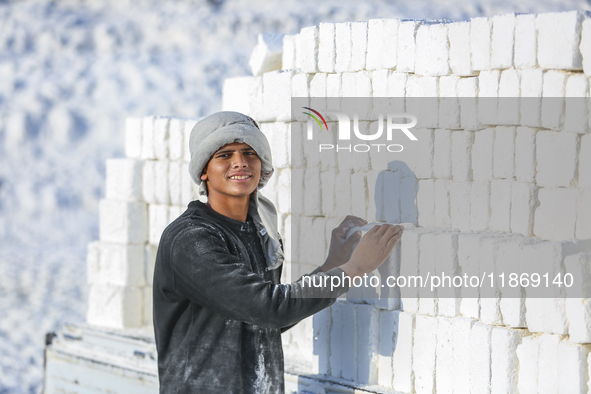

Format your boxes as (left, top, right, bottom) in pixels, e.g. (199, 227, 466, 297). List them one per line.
(321, 215, 367, 272)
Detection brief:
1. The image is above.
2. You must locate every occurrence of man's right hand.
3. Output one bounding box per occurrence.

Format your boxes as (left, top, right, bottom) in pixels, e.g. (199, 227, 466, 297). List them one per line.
(340, 224, 404, 278)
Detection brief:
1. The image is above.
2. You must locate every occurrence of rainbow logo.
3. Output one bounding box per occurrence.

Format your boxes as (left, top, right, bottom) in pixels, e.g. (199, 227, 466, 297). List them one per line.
(302, 107, 328, 131)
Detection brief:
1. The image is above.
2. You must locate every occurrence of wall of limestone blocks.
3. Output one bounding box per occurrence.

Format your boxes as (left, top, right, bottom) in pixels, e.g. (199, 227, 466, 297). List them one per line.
(220, 9, 591, 393)
(82, 9, 591, 393)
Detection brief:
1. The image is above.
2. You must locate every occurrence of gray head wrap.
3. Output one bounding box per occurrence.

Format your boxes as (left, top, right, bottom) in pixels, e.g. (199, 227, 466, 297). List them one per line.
(188, 111, 284, 270)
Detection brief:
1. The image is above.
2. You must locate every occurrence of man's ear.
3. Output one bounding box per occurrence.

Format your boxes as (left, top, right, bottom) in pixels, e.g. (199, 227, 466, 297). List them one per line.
(200, 172, 208, 181)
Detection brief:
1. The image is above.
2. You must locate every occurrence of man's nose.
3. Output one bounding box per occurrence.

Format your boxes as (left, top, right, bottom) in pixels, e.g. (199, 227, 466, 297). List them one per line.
(232, 153, 248, 167)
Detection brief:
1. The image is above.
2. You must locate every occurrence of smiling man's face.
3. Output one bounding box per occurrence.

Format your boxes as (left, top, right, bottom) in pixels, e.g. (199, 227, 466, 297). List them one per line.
(200, 142, 261, 203)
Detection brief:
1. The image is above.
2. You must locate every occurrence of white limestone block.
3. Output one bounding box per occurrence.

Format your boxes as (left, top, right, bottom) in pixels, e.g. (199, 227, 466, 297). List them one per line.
(582, 18, 591, 76)
(458, 234, 482, 318)
(399, 230, 422, 312)
(434, 129, 452, 179)
(145, 244, 157, 285)
(325, 73, 340, 101)
(153, 117, 169, 160)
(536, 130, 579, 188)
(350, 22, 368, 72)
(470, 17, 492, 71)
(92, 242, 145, 287)
(439, 77, 461, 129)
(435, 317, 454, 394)
(498, 70, 520, 125)
(470, 181, 491, 231)
(417, 179, 435, 228)
(278, 168, 292, 215)
(335, 170, 352, 219)
(490, 179, 512, 233)
(180, 162, 194, 206)
(520, 69, 543, 127)
(536, 11, 588, 70)
(312, 306, 331, 375)
(291, 73, 311, 100)
(541, 70, 567, 131)
(183, 119, 198, 162)
(511, 182, 538, 237)
(142, 160, 156, 204)
(168, 161, 182, 206)
(249, 33, 284, 77)
(335, 22, 352, 73)
(558, 341, 591, 393)
(537, 333, 560, 393)
(303, 167, 322, 217)
(451, 130, 473, 182)
(577, 188, 591, 239)
(392, 311, 415, 392)
(478, 237, 504, 325)
(154, 160, 170, 205)
(411, 128, 434, 179)
(148, 204, 170, 246)
(388, 72, 407, 97)
(493, 126, 516, 179)
(472, 128, 495, 181)
(400, 176, 418, 225)
(168, 118, 184, 161)
(222, 77, 252, 115)
(565, 74, 590, 134)
(263, 69, 293, 122)
(418, 232, 438, 317)
(143, 286, 152, 327)
(317, 23, 335, 73)
(514, 14, 537, 69)
(469, 322, 492, 393)
(105, 159, 143, 202)
(371, 69, 389, 97)
(515, 126, 537, 183)
(436, 232, 461, 315)
(497, 239, 532, 328)
(282, 34, 297, 70)
(299, 26, 319, 73)
(383, 171, 401, 223)
(491, 13, 516, 69)
(341, 303, 358, 381)
(140, 116, 156, 160)
(565, 253, 591, 343)
(356, 305, 379, 385)
(491, 327, 526, 394)
(434, 180, 451, 228)
(378, 310, 396, 388)
(320, 169, 336, 218)
(478, 70, 500, 125)
(247, 76, 265, 122)
(516, 335, 540, 394)
(580, 134, 591, 188)
(381, 19, 401, 69)
(86, 284, 143, 329)
(125, 117, 142, 159)
(397, 20, 423, 73)
(448, 21, 474, 76)
(523, 241, 572, 334)
(415, 23, 450, 76)
(450, 182, 471, 232)
(452, 316, 475, 393)
(457, 77, 479, 130)
(366, 19, 386, 71)
(412, 315, 438, 394)
(99, 199, 147, 244)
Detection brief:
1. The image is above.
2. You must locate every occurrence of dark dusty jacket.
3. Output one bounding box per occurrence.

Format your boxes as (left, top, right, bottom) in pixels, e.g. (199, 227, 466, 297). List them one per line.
(153, 200, 350, 393)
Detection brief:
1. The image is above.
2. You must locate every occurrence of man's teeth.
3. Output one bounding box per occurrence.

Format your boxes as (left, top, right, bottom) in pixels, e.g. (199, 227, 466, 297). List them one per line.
(230, 175, 250, 179)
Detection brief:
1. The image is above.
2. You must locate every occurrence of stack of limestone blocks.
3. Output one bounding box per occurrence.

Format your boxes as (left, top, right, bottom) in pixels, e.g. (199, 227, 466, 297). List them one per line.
(222, 10, 591, 393)
(86, 116, 200, 330)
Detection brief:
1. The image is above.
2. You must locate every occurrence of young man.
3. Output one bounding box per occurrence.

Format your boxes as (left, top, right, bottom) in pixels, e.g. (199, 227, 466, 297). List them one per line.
(152, 111, 403, 393)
